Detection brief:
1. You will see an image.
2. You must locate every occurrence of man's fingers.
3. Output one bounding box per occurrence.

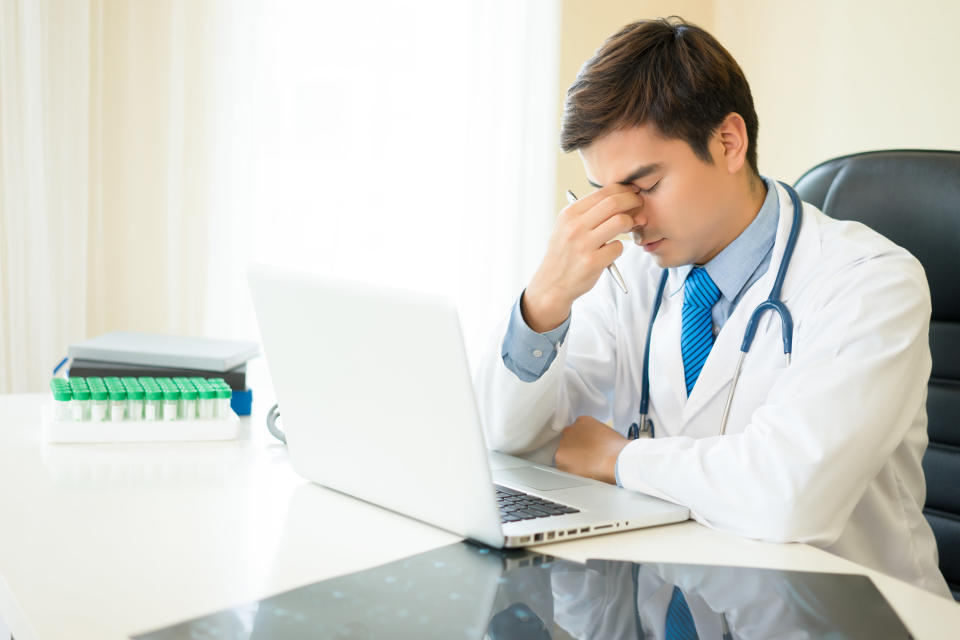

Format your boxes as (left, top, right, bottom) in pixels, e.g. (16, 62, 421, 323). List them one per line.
(556, 415, 626, 484)
(563, 183, 638, 218)
(589, 212, 637, 246)
(596, 239, 625, 266)
(579, 191, 644, 231)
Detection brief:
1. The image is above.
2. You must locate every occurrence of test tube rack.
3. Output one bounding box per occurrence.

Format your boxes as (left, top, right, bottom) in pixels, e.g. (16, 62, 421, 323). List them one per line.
(43, 376, 242, 444)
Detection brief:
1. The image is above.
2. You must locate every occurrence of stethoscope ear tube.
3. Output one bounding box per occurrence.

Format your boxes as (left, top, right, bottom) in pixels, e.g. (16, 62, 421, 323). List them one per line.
(740, 300, 792, 355)
(636, 270, 670, 438)
(719, 350, 747, 436)
(720, 183, 802, 435)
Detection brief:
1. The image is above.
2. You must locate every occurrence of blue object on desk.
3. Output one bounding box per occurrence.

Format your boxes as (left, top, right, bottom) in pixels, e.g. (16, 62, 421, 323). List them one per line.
(231, 389, 253, 416)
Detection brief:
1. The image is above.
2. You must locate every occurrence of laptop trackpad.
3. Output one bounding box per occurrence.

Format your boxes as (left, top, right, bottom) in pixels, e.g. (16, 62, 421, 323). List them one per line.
(492, 467, 590, 491)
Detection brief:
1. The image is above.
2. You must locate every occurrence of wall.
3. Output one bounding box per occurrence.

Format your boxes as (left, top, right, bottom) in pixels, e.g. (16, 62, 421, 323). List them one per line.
(556, 0, 960, 199)
(714, 0, 960, 182)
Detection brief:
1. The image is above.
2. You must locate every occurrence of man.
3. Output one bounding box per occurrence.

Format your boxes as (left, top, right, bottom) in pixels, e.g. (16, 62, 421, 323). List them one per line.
(473, 17, 950, 596)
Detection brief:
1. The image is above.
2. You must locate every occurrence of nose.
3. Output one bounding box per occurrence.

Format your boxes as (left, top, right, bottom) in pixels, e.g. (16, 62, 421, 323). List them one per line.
(630, 201, 647, 230)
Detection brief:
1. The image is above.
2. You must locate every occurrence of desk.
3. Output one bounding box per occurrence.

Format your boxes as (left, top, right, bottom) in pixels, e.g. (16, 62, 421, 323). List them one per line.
(0, 391, 957, 639)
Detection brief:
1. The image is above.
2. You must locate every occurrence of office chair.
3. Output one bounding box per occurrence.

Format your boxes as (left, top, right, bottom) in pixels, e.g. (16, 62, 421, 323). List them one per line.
(794, 150, 960, 601)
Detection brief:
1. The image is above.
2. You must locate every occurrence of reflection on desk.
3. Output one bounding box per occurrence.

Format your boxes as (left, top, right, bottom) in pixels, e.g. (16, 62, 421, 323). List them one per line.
(134, 541, 912, 639)
(40, 441, 246, 489)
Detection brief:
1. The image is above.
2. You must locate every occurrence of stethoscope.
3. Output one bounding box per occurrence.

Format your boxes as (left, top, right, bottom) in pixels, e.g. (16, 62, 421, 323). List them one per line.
(629, 181, 802, 440)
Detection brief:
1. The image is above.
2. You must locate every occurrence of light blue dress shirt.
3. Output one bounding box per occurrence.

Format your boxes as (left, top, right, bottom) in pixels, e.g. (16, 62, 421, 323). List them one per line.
(502, 176, 780, 384)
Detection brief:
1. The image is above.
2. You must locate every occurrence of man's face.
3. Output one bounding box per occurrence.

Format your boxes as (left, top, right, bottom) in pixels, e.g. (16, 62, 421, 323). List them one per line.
(579, 123, 737, 268)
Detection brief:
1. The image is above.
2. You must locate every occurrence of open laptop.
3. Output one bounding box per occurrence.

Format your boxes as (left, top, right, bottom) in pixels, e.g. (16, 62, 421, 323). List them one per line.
(248, 264, 689, 548)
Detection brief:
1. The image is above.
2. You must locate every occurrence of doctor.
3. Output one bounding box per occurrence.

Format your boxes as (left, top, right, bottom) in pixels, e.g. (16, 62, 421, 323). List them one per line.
(474, 17, 950, 597)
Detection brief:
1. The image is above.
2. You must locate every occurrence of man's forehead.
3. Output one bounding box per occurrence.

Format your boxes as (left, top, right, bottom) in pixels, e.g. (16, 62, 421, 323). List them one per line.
(580, 125, 671, 187)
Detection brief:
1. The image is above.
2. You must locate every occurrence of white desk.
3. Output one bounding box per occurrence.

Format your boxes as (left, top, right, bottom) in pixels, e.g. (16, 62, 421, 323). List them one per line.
(0, 391, 957, 639)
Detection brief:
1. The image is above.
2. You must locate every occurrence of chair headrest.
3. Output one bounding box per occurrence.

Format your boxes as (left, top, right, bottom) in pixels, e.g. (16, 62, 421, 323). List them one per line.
(794, 150, 960, 322)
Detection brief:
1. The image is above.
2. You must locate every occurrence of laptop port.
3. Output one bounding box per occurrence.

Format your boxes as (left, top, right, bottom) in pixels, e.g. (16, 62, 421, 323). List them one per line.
(580, 527, 590, 533)
(568, 529, 577, 535)
(533, 533, 543, 542)
(520, 536, 531, 543)
(546, 532, 555, 541)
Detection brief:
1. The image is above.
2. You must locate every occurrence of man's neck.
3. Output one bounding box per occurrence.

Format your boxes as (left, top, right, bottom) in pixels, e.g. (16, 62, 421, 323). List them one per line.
(726, 174, 767, 244)
(700, 174, 768, 265)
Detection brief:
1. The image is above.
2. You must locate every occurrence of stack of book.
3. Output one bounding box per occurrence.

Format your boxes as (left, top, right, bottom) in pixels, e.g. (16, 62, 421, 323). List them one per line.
(67, 331, 259, 415)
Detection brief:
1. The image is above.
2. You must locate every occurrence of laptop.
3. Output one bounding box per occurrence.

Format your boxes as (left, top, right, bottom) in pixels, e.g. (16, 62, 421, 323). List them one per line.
(247, 264, 689, 548)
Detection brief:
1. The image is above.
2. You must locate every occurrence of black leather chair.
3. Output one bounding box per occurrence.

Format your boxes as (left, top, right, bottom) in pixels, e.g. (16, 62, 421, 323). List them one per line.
(794, 150, 960, 600)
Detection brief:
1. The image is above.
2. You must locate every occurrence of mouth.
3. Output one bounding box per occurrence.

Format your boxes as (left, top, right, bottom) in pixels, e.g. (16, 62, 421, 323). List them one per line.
(633, 233, 664, 252)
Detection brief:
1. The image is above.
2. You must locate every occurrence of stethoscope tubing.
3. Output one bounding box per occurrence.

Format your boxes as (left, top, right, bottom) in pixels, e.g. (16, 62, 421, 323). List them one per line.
(637, 181, 803, 439)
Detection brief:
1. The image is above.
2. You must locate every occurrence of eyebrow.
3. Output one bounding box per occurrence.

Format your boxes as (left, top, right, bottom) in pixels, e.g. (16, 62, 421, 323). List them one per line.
(587, 162, 663, 189)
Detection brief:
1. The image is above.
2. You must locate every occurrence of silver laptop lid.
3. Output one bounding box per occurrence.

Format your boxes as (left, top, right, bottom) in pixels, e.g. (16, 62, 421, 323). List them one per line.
(248, 264, 504, 547)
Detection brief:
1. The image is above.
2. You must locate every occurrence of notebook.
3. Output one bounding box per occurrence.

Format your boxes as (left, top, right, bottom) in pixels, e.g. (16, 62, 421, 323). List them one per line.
(68, 331, 259, 372)
(247, 264, 689, 548)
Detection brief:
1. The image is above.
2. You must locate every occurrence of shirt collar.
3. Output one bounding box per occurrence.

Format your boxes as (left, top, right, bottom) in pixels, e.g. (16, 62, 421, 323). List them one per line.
(668, 176, 780, 298)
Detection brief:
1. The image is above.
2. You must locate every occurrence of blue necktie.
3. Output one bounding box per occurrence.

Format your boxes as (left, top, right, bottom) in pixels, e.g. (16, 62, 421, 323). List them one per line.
(665, 586, 699, 640)
(681, 267, 721, 395)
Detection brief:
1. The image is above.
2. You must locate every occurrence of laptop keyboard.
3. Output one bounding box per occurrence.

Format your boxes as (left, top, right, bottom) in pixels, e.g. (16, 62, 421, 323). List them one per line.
(495, 485, 580, 523)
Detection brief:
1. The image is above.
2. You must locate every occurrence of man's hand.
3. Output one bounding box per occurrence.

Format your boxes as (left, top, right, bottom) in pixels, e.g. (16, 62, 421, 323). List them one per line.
(522, 185, 643, 332)
(555, 415, 629, 485)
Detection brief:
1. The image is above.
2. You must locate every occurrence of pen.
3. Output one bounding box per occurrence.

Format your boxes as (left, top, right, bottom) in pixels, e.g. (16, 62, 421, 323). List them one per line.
(565, 189, 629, 294)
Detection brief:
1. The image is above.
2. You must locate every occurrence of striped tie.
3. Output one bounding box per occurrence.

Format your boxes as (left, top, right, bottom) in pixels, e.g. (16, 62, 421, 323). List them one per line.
(665, 586, 699, 639)
(681, 267, 721, 395)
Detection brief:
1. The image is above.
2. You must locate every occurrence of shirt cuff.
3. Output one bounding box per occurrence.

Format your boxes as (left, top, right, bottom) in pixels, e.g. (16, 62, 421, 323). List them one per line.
(500, 292, 571, 382)
(615, 439, 639, 488)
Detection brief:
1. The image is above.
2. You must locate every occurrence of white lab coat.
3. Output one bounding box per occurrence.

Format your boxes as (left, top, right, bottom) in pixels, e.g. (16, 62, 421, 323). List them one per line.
(474, 181, 951, 597)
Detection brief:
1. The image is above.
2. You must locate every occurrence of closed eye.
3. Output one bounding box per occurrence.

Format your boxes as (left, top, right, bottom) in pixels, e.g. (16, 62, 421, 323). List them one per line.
(638, 179, 661, 194)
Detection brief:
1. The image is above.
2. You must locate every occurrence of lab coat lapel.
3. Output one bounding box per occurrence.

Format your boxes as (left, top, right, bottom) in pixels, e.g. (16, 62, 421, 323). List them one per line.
(650, 268, 689, 418)
(681, 181, 799, 423)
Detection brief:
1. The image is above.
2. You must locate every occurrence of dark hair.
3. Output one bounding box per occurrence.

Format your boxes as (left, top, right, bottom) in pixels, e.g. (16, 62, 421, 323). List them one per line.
(560, 17, 759, 175)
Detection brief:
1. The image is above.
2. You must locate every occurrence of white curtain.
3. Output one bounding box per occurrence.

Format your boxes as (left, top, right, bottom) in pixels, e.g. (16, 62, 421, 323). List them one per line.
(0, 0, 559, 392)
(0, 0, 91, 393)
(236, 0, 560, 366)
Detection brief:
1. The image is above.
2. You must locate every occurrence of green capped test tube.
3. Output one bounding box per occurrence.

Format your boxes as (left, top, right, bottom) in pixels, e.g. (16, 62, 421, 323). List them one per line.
(123, 378, 144, 421)
(141, 378, 163, 421)
(160, 379, 180, 421)
(175, 378, 198, 420)
(196, 379, 215, 420)
(90, 380, 109, 422)
(108, 382, 127, 421)
(212, 379, 232, 419)
(50, 379, 72, 421)
(85, 377, 104, 420)
(69, 377, 91, 421)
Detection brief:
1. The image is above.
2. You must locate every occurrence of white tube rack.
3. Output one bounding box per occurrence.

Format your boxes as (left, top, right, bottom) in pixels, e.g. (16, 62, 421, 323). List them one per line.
(41, 405, 242, 443)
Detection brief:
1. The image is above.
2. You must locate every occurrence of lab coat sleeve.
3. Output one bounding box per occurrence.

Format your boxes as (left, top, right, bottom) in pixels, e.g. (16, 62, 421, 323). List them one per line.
(473, 281, 620, 455)
(616, 249, 932, 544)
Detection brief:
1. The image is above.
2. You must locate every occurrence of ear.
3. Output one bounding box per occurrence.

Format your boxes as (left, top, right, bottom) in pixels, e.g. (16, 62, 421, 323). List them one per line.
(715, 112, 749, 174)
